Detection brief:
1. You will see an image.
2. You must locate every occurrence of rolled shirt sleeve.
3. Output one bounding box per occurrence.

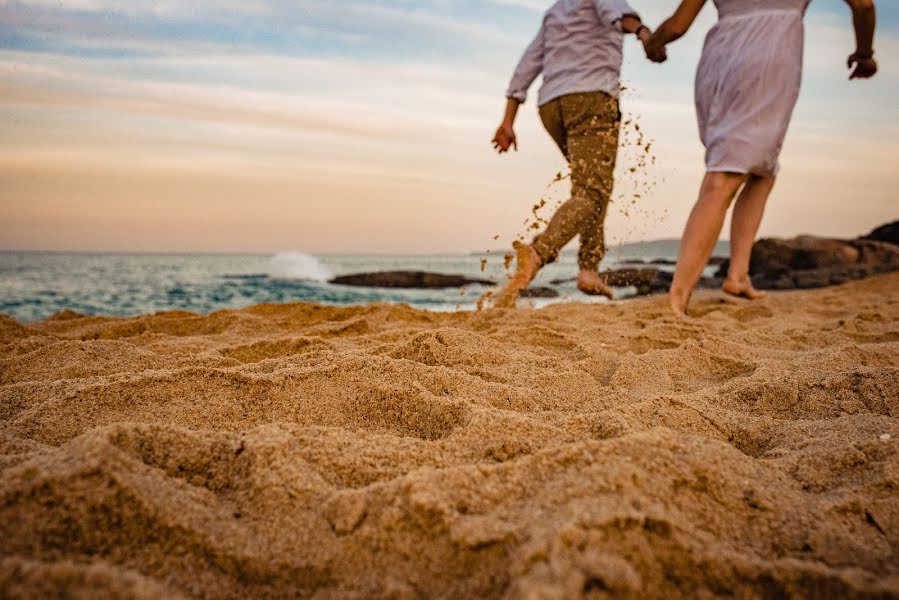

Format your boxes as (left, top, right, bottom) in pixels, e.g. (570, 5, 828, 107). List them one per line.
(506, 24, 545, 103)
(593, 0, 639, 30)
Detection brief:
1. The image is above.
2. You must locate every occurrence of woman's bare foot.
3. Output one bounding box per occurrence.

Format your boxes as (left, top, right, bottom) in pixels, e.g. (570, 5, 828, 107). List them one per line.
(493, 242, 540, 308)
(577, 270, 614, 299)
(722, 277, 767, 300)
(668, 288, 690, 318)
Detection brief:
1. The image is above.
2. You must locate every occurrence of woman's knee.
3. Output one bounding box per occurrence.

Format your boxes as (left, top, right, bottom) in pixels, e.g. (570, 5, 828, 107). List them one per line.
(701, 171, 746, 205)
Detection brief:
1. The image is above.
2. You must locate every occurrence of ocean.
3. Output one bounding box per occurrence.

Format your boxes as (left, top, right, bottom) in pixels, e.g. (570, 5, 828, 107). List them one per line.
(0, 241, 729, 322)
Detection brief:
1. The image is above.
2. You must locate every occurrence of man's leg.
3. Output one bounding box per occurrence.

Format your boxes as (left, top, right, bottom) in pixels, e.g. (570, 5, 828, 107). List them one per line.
(571, 93, 619, 298)
(532, 93, 618, 270)
(530, 196, 597, 267)
(539, 98, 568, 157)
(494, 98, 569, 308)
(495, 93, 616, 307)
(530, 97, 585, 267)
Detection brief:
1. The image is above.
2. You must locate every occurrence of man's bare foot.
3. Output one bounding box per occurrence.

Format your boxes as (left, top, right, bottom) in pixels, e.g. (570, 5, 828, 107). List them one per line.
(493, 242, 540, 308)
(722, 277, 767, 300)
(577, 270, 614, 299)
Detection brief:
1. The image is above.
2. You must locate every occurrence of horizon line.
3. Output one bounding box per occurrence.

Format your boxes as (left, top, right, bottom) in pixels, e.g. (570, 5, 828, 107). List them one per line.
(0, 239, 721, 257)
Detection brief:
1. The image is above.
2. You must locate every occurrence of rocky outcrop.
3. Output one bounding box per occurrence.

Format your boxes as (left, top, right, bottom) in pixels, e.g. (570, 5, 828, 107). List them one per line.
(860, 219, 899, 246)
(602, 268, 673, 295)
(716, 235, 899, 291)
(328, 222, 899, 297)
(331, 271, 492, 289)
(750, 236, 861, 271)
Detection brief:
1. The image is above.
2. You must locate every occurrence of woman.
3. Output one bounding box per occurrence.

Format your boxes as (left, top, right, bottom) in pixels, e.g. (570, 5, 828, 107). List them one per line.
(645, 0, 878, 317)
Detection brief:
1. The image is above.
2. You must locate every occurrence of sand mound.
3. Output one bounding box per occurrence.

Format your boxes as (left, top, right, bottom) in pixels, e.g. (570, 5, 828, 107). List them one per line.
(1, 274, 898, 598)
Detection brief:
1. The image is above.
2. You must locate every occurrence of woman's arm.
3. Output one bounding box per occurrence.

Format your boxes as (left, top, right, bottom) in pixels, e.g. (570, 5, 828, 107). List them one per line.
(844, 0, 878, 79)
(645, 0, 707, 56)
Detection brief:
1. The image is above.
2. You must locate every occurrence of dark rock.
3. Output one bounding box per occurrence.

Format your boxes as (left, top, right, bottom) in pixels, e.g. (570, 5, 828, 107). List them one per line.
(751, 262, 897, 291)
(707, 256, 728, 266)
(853, 239, 899, 266)
(715, 259, 730, 276)
(860, 220, 899, 246)
(697, 277, 724, 290)
(602, 268, 673, 296)
(749, 236, 861, 273)
(602, 268, 661, 287)
(330, 271, 492, 289)
(549, 277, 576, 285)
(649, 259, 677, 265)
(715, 231, 899, 291)
(519, 287, 559, 299)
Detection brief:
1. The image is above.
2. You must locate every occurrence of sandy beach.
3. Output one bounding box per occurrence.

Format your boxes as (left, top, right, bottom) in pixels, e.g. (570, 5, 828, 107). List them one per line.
(1, 273, 897, 598)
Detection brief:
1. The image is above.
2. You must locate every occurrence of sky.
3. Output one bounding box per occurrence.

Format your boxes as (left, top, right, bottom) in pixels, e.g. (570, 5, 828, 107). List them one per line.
(0, 0, 897, 253)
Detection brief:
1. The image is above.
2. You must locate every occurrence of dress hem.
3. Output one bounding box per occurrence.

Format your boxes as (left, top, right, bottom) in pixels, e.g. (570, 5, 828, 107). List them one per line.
(706, 165, 779, 177)
(706, 165, 750, 175)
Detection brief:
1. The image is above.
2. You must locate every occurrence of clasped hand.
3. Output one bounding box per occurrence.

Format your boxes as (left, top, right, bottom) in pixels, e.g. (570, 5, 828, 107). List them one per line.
(641, 31, 667, 64)
(847, 52, 878, 79)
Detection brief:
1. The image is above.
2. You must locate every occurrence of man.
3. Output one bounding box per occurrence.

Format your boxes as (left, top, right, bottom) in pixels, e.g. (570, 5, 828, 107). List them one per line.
(492, 0, 665, 307)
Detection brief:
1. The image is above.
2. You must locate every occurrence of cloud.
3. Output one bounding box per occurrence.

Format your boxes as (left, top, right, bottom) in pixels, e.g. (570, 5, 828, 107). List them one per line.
(490, 0, 547, 12)
(0, 50, 501, 145)
(1, 0, 521, 50)
(0, 0, 274, 18)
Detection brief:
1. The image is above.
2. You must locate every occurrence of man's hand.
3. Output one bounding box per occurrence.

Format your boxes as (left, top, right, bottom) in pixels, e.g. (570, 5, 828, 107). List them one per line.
(847, 52, 878, 79)
(492, 122, 518, 153)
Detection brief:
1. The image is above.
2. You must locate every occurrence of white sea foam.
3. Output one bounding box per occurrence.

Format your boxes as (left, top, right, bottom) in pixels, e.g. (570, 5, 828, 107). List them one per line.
(269, 252, 333, 282)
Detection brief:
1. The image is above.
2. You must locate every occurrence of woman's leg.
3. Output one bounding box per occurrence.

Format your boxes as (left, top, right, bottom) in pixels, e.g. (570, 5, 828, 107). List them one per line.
(669, 172, 746, 316)
(722, 174, 775, 299)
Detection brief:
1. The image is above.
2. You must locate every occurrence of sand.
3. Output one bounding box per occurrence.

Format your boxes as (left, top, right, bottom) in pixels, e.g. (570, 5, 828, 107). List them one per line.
(1, 274, 898, 599)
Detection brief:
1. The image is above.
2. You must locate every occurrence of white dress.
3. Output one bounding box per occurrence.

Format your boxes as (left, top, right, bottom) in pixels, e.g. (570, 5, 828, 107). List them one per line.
(695, 0, 811, 176)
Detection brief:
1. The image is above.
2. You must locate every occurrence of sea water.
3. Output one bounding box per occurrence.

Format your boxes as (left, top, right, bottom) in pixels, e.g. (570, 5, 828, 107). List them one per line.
(0, 241, 729, 322)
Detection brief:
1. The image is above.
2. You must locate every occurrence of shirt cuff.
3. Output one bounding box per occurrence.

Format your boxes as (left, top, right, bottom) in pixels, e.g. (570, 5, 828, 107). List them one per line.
(611, 12, 641, 32)
(506, 89, 527, 103)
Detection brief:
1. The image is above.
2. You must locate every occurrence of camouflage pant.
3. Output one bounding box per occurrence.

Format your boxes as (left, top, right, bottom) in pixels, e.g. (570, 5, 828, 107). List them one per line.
(532, 91, 620, 271)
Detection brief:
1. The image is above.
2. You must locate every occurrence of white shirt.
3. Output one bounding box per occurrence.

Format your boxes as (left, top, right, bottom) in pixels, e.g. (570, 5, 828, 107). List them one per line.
(506, 0, 638, 107)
